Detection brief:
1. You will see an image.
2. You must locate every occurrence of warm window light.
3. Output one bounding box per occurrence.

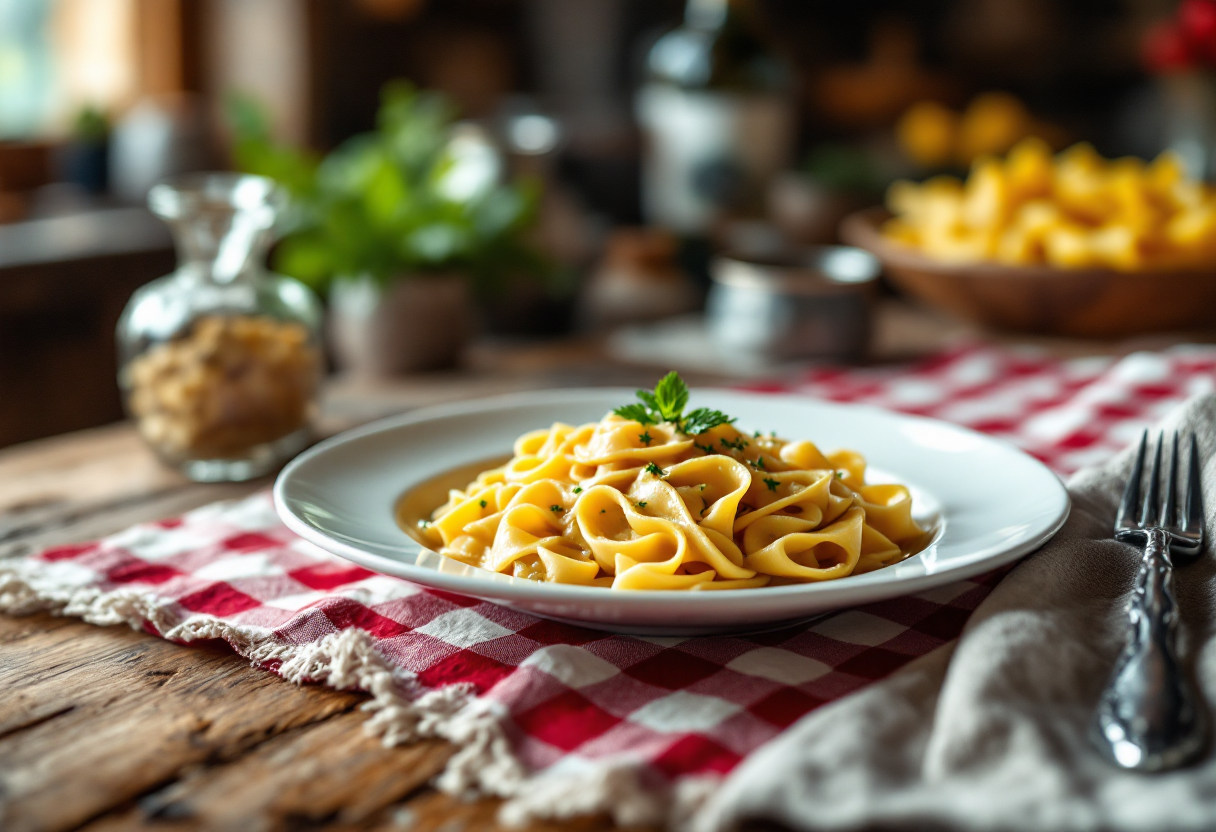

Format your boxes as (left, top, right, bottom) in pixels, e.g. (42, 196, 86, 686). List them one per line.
(0, 0, 54, 138)
(53, 0, 139, 119)
(0, 0, 140, 138)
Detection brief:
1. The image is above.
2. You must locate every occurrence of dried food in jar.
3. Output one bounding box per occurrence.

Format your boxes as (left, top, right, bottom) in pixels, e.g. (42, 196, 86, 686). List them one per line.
(127, 315, 321, 460)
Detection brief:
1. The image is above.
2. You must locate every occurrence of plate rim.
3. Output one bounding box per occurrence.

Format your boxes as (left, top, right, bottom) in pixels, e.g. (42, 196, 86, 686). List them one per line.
(274, 387, 1071, 605)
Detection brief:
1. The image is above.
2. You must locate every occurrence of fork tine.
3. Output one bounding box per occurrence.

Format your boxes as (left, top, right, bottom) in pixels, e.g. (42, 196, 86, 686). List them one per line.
(1140, 432, 1163, 527)
(1183, 433, 1204, 537)
(1162, 431, 1179, 530)
(1117, 431, 1148, 529)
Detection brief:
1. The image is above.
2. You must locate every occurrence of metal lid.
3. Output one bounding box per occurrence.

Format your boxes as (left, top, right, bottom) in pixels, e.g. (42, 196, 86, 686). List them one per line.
(711, 245, 881, 296)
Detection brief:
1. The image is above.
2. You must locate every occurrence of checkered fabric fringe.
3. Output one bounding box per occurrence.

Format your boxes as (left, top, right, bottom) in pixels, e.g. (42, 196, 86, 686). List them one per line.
(2, 343, 1214, 826)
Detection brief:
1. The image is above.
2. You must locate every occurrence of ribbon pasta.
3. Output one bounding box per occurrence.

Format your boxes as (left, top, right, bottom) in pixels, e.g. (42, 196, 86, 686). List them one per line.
(420, 414, 925, 590)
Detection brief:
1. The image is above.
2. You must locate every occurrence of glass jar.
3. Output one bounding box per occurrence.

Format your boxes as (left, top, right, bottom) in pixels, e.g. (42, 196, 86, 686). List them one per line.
(117, 173, 323, 482)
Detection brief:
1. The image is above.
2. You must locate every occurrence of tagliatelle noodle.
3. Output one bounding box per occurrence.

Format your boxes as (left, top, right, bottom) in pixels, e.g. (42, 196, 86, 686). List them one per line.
(421, 414, 926, 590)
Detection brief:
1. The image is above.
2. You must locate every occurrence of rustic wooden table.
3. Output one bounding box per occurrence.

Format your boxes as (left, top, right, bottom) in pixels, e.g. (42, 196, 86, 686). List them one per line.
(3, 304, 1210, 832)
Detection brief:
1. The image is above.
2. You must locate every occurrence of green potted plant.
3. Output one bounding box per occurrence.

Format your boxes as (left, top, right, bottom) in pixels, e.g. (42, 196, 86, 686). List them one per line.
(55, 105, 110, 194)
(230, 82, 547, 375)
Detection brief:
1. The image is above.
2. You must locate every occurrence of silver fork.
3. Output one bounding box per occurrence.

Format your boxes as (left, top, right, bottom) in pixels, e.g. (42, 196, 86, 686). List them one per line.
(1091, 430, 1206, 771)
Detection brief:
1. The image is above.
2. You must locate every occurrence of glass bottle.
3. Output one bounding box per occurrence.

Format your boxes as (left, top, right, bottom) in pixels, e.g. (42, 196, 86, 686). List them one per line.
(116, 173, 324, 482)
(636, 0, 794, 236)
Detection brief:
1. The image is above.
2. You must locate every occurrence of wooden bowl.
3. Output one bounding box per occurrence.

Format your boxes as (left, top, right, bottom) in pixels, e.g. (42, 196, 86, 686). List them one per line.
(840, 207, 1216, 338)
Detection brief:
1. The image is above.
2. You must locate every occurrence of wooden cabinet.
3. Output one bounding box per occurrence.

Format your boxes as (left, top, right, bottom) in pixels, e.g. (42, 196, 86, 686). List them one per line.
(0, 208, 174, 448)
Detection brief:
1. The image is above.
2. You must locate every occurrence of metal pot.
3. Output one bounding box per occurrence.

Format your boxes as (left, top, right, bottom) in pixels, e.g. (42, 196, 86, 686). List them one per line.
(706, 245, 880, 362)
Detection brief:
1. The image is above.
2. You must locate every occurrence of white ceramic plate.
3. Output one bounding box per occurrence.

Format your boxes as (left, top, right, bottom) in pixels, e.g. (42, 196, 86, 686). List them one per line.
(274, 389, 1069, 635)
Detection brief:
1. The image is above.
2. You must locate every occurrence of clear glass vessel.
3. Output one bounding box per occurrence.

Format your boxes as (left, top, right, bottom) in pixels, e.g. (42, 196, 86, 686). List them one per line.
(116, 173, 324, 482)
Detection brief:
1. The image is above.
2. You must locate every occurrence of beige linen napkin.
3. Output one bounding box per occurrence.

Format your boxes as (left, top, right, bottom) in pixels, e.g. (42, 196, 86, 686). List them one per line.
(696, 394, 1216, 832)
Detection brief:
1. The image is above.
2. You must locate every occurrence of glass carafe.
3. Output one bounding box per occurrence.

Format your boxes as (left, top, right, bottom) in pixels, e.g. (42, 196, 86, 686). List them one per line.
(117, 173, 323, 482)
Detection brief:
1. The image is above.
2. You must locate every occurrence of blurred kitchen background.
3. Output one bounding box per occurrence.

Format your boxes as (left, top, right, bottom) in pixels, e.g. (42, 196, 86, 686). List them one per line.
(0, 0, 1210, 452)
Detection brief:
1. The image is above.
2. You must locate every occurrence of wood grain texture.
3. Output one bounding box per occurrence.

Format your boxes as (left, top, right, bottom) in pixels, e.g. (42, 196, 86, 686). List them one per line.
(0, 613, 362, 832)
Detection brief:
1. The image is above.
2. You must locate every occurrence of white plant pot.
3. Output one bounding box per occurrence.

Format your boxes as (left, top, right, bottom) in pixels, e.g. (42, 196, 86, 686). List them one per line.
(328, 273, 472, 376)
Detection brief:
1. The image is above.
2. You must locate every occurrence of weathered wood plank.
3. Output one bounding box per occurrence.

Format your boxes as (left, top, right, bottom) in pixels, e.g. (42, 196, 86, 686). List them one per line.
(0, 613, 365, 832)
(359, 790, 624, 832)
(81, 714, 453, 831)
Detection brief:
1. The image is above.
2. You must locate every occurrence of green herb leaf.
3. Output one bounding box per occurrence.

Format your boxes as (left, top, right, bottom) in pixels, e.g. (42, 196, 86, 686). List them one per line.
(653, 371, 689, 422)
(573, 486, 583, 494)
(635, 501, 648, 509)
(479, 500, 487, 508)
(639, 431, 653, 446)
(550, 504, 564, 513)
(613, 403, 656, 425)
(694, 442, 716, 454)
(763, 477, 780, 492)
(644, 461, 664, 477)
(682, 408, 736, 436)
(612, 371, 736, 436)
(720, 436, 749, 452)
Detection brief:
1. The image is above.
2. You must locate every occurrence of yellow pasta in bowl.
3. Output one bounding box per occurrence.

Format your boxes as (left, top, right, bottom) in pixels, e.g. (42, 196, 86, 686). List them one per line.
(412, 373, 926, 591)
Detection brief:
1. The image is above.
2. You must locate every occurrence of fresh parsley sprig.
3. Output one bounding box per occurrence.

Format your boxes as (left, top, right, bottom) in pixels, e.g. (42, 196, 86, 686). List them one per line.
(613, 371, 736, 436)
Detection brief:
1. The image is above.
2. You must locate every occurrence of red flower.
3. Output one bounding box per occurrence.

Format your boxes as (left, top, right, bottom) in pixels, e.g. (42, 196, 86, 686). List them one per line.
(1180, 0, 1216, 62)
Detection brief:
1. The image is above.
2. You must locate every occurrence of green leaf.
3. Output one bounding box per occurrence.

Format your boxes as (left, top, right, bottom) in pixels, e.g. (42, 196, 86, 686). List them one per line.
(682, 408, 736, 436)
(273, 232, 333, 286)
(613, 404, 656, 425)
(653, 371, 689, 421)
(364, 160, 408, 227)
(614, 371, 737, 437)
(636, 390, 660, 412)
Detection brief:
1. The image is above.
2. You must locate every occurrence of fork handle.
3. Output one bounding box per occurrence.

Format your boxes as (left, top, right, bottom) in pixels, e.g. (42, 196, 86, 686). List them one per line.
(1091, 528, 1206, 771)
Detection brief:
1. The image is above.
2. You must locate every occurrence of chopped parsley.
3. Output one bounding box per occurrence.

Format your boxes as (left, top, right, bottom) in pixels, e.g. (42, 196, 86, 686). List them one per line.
(720, 436, 748, 452)
(479, 500, 487, 508)
(418, 519, 430, 528)
(573, 486, 583, 494)
(613, 371, 735, 435)
(694, 442, 716, 454)
(763, 477, 780, 492)
(550, 505, 564, 514)
(754, 430, 762, 438)
(835, 470, 845, 479)
(748, 456, 767, 471)
(600, 509, 606, 513)
(644, 461, 664, 477)
(635, 501, 648, 509)
(639, 431, 653, 446)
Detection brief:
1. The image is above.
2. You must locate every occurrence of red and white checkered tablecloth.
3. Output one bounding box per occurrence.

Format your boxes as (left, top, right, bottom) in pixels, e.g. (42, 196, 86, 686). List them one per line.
(2, 344, 1214, 825)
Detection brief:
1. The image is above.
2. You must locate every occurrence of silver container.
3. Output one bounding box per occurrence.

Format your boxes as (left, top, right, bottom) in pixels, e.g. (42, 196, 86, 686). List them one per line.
(706, 245, 880, 362)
